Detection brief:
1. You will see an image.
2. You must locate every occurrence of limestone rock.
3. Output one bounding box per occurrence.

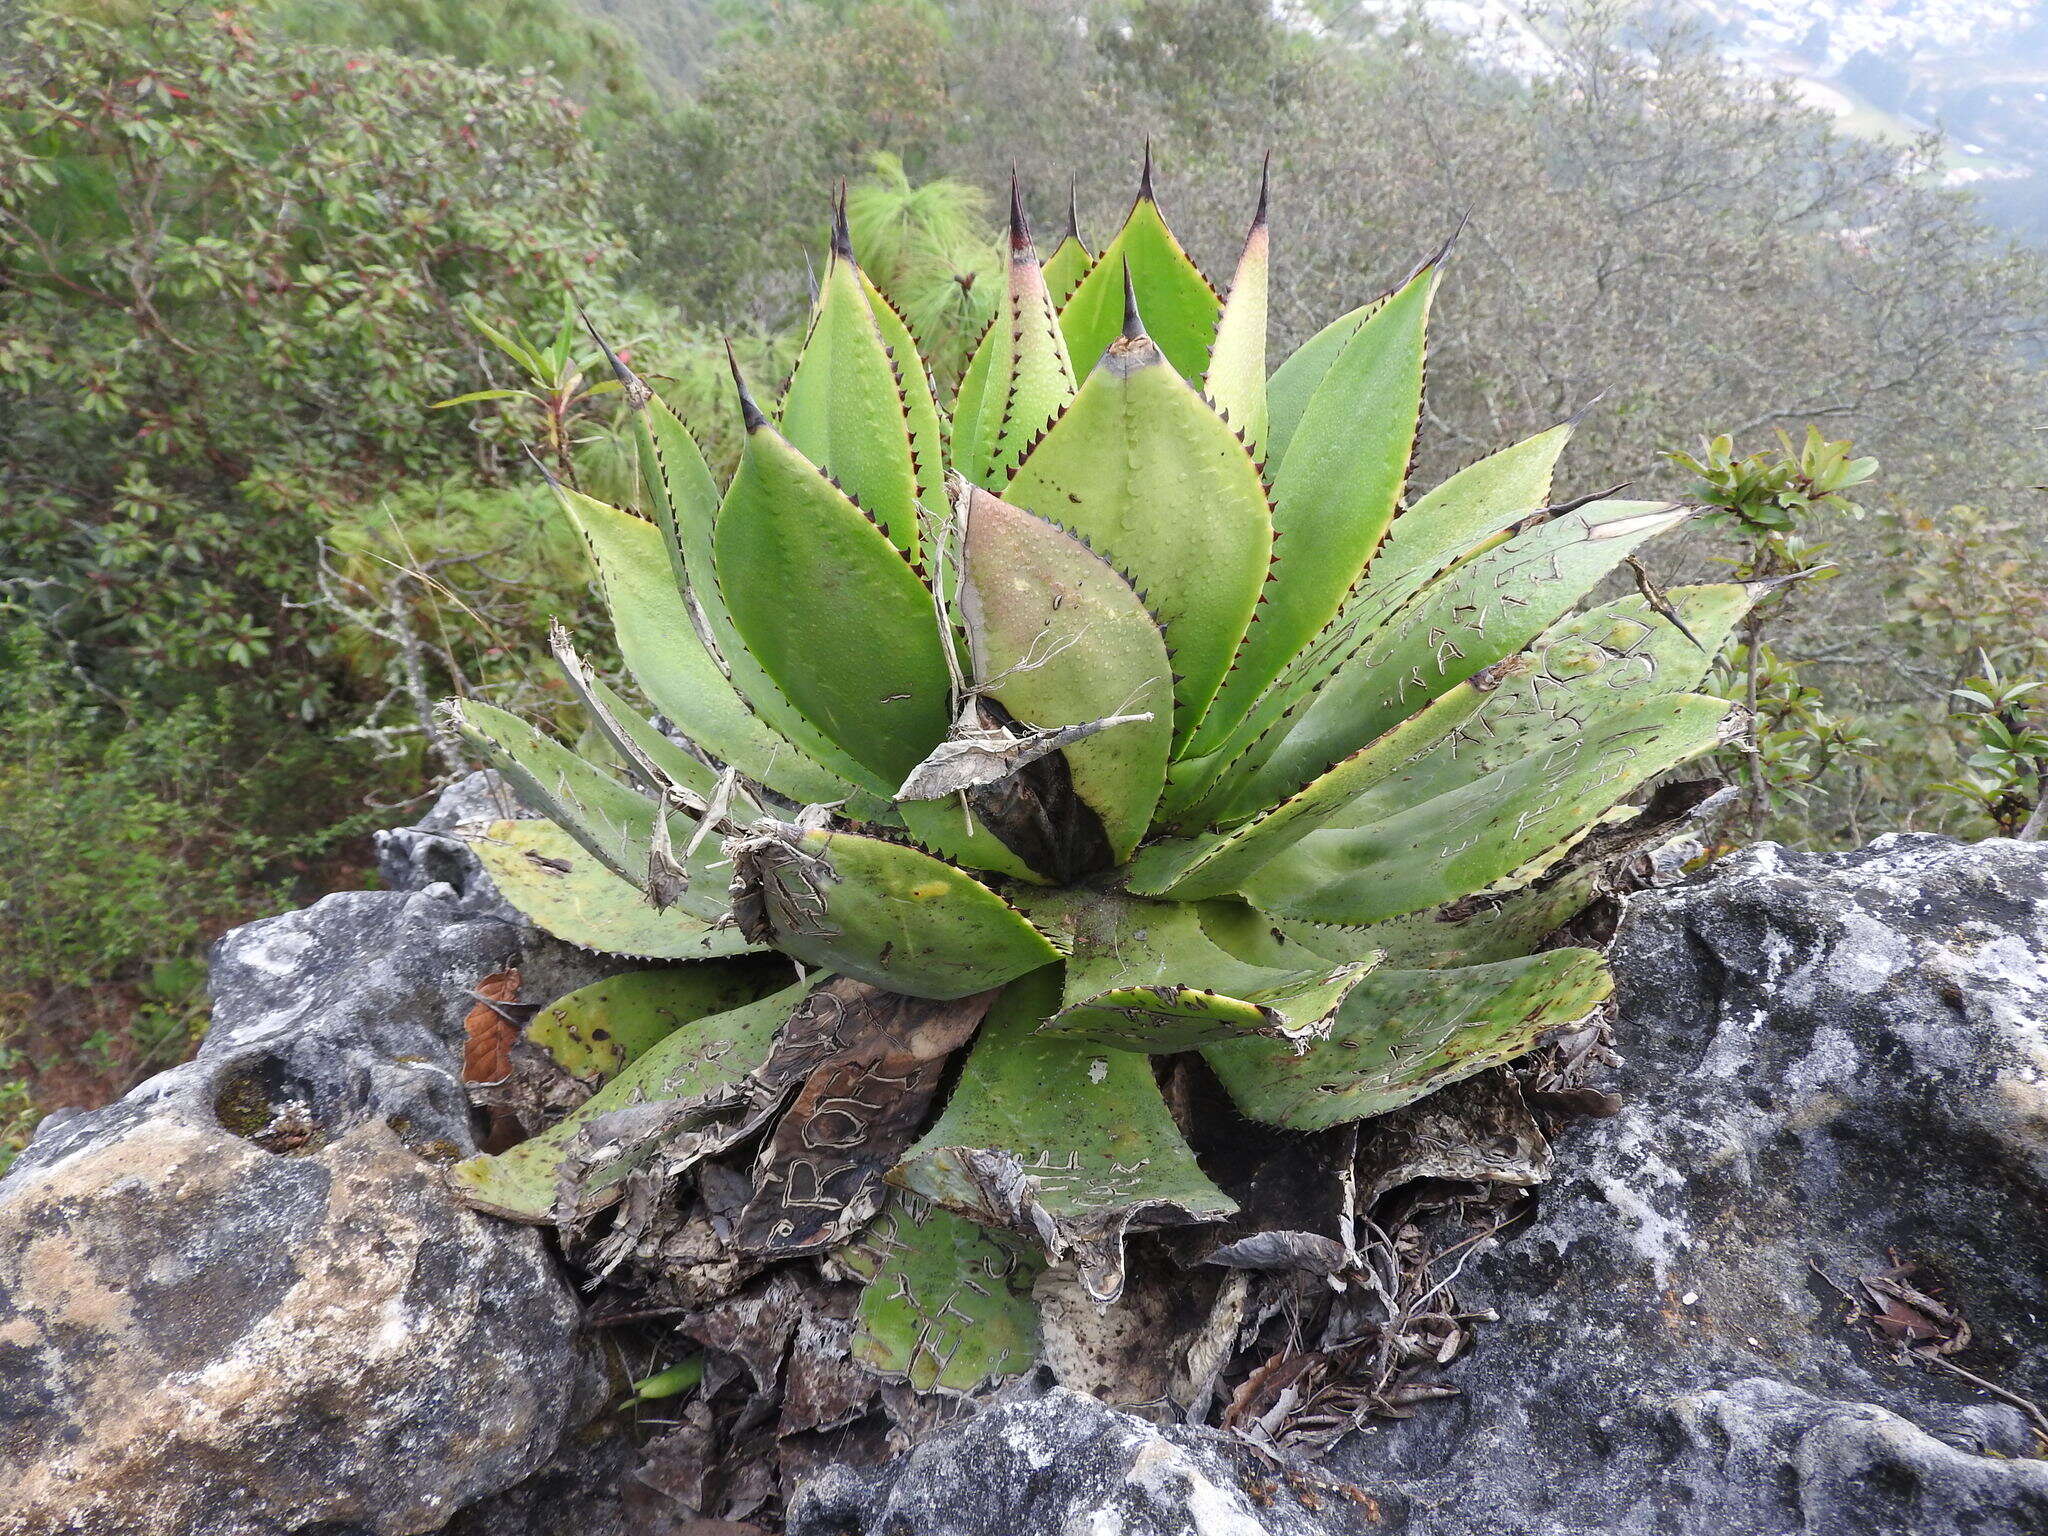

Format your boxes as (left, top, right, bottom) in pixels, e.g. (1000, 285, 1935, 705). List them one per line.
(0, 778, 610, 1536)
(1327, 833, 2048, 1534)
(787, 1386, 1388, 1536)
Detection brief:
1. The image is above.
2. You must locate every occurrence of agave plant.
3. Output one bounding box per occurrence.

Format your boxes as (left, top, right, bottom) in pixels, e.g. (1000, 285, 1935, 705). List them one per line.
(446, 160, 1751, 1399)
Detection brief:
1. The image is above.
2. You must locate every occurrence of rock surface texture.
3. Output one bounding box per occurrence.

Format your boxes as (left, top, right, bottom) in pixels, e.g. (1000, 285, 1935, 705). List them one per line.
(0, 775, 622, 1536)
(1324, 833, 2048, 1534)
(6, 795, 2047, 1535)
(789, 1386, 1385, 1536)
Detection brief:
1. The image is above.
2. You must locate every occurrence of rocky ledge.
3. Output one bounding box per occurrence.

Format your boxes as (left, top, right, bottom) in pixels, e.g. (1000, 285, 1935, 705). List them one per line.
(0, 781, 2042, 1536)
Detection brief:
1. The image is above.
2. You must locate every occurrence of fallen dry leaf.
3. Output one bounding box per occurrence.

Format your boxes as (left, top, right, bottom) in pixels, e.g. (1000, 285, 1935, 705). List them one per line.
(462, 967, 522, 1084)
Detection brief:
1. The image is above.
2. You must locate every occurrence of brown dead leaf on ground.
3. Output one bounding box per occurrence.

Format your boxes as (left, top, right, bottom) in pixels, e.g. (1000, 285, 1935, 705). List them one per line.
(1855, 1254, 1970, 1356)
(462, 967, 522, 1084)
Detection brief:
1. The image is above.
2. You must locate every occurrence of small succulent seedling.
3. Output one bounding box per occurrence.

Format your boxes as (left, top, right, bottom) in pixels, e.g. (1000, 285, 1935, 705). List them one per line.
(446, 160, 1754, 1392)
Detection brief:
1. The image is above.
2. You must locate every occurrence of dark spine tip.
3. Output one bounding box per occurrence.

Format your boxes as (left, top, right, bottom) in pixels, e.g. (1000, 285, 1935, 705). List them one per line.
(830, 183, 853, 263)
(1008, 171, 1033, 257)
(1411, 210, 1470, 284)
(578, 305, 646, 402)
(1119, 256, 1146, 343)
(1252, 150, 1271, 231)
(725, 339, 768, 433)
(1137, 142, 1155, 204)
(1065, 177, 1082, 245)
(521, 443, 562, 489)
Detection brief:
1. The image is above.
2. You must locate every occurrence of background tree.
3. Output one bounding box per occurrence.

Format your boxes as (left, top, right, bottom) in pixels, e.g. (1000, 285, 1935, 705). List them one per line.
(0, 3, 621, 717)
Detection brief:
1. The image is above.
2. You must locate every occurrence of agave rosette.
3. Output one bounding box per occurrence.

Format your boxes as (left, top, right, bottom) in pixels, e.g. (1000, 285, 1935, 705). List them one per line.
(446, 160, 1749, 1390)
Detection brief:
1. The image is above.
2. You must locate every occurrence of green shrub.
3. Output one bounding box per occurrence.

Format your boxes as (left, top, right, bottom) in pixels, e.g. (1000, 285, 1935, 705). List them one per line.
(0, 3, 621, 718)
(0, 622, 381, 1159)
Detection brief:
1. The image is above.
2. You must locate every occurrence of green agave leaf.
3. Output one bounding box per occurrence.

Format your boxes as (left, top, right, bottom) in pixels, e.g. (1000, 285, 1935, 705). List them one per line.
(1040, 184, 1092, 309)
(623, 364, 721, 600)
(549, 625, 744, 812)
(551, 479, 868, 811)
(715, 400, 952, 787)
(473, 819, 758, 958)
(1205, 950, 1612, 1130)
(1129, 659, 1508, 902)
(449, 980, 808, 1222)
(1214, 500, 1697, 823)
(1006, 311, 1270, 753)
(1319, 585, 1754, 836)
(1262, 296, 1381, 477)
(1397, 423, 1574, 574)
(525, 960, 789, 1083)
(1041, 228, 1092, 310)
(1057, 166, 1221, 381)
(1189, 897, 1384, 971)
(1202, 175, 1269, 462)
(892, 967, 1236, 1303)
(949, 190, 1077, 489)
(622, 378, 891, 814)
(1020, 888, 1373, 1049)
(1134, 584, 1749, 902)
(844, 1192, 1042, 1394)
(1192, 263, 1435, 758)
(1041, 962, 1372, 1053)
(1162, 423, 1572, 827)
(860, 269, 948, 513)
(729, 823, 1059, 999)
(448, 699, 668, 895)
(780, 239, 923, 556)
(1325, 773, 1739, 965)
(1304, 868, 1604, 970)
(1240, 692, 1735, 926)
(895, 786, 1047, 885)
(956, 480, 1172, 862)
(949, 316, 996, 456)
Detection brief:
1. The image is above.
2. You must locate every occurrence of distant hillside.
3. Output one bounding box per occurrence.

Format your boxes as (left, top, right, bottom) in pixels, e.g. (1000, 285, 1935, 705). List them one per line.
(1702, 0, 2048, 242)
(575, 0, 720, 93)
(1350, 0, 2048, 243)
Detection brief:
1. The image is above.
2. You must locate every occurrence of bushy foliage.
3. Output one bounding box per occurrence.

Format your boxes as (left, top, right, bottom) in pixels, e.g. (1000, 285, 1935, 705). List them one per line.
(0, 3, 630, 1140)
(1667, 429, 1877, 835)
(0, 3, 621, 715)
(0, 623, 378, 1161)
(267, 0, 658, 130)
(845, 152, 999, 388)
(603, 1, 952, 322)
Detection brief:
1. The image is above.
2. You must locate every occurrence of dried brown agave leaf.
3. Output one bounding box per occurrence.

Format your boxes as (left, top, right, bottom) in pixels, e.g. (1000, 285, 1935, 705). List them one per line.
(734, 987, 996, 1257)
(1355, 1069, 1552, 1205)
